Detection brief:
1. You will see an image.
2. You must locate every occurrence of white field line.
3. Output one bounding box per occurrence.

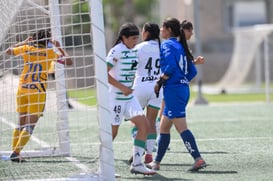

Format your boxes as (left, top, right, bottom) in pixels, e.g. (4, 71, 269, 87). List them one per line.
(0, 116, 92, 173)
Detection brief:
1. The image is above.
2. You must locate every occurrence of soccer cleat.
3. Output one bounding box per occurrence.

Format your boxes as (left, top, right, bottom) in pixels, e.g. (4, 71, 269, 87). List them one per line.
(146, 161, 160, 170)
(10, 152, 26, 163)
(144, 154, 153, 164)
(130, 163, 157, 175)
(128, 151, 145, 165)
(188, 158, 206, 172)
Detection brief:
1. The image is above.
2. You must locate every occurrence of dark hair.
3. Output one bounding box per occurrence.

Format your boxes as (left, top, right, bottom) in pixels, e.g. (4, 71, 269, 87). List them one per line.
(162, 17, 193, 61)
(142, 22, 161, 50)
(114, 23, 139, 46)
(32, 29, 51, 46)
(181, 20, 193, 30)
(162, 18, 180, 37)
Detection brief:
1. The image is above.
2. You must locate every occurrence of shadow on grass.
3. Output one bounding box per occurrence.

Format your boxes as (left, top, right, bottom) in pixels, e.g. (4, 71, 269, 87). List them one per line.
(169, 151, 231, 154)
(196, 170, 238, 174)
(121, 173, 192, 181)
(162, 163, 237, 174)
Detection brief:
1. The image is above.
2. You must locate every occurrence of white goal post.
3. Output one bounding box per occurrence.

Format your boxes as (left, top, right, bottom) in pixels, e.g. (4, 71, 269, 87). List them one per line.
(0, 0, 114, 180)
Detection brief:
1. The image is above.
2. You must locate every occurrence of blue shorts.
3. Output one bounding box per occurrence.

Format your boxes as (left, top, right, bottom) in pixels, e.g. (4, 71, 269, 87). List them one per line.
(163, 85, 190, 119)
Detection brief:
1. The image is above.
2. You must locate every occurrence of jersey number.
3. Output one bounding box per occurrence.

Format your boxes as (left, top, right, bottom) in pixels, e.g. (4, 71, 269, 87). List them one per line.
(144, 57, 160, 76)
(24, 63, 42, 82)
(113, 105, 121, 113)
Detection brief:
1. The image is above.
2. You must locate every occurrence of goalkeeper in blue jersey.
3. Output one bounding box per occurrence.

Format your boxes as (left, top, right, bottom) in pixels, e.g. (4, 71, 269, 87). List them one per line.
(147, 17, 207, 172)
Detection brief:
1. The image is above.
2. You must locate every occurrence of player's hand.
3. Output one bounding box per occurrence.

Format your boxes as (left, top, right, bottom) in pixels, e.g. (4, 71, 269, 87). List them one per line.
(154, 77, 166, 98)
(50, 40, 60, 47)
(26, 36, 33, 42)
(154, 83, 161, 98)
(121, 86, 133, 96)
(194, 56, 205, 64)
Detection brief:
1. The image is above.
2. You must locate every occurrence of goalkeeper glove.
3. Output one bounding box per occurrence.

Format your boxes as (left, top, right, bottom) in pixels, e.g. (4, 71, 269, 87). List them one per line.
(154, 77, 166, 98)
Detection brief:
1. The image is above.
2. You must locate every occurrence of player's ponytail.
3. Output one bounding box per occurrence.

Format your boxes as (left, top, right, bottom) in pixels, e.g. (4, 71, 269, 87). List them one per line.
(179, 24, 193, 61)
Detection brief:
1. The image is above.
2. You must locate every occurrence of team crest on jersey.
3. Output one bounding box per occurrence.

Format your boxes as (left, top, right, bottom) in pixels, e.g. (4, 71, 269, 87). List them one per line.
(168, 111, 172, 117)
(114, 114, 120, 123)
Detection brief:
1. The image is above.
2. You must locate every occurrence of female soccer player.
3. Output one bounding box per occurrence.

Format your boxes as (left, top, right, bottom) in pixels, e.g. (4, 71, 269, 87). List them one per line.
(155, 19, 205, 151)
(147, 18, 207, 172)
(129, 22, 162, 164)
(106, 23, 156, 175)
(6, 29, 72, 162)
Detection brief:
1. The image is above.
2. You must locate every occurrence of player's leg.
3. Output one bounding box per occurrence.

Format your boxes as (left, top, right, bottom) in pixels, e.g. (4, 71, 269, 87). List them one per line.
(129, 87, 146, 141)
(147, 115, 172, 170)
(130, 115, 156, 175)
(173, 117, 206, 171)
(112, 125, 120, 140)
(11, 114, 41, 162)
(130, 115, 148, 164)
(144, 105, 158, 163)
(11, 113, 38, 162)
(11, 113, 25, 153)
(10, 93, 28, 162)
(172, 85, 206, 172)
(126, 98, 156, 175)
(10, 92, 45, 162)
(12, 93, 27, 151)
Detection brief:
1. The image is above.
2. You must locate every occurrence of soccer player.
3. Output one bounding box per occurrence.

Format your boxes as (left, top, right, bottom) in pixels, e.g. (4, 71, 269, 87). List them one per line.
(106, 23, 156, 175)
(147, 18, 207, 172)
(129, 22, 162, 164)
(6, 29, 73, 162)
(154, 19, 205, 152)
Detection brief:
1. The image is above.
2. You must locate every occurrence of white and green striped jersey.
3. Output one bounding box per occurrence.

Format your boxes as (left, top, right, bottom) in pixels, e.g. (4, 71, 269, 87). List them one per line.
(106, 42, 138, 101)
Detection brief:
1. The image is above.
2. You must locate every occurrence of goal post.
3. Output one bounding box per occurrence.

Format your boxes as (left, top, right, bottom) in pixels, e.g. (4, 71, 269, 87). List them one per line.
(89, 0, 115, 180)
(0, 0, 115, 180)
(49, 0, 71, 157)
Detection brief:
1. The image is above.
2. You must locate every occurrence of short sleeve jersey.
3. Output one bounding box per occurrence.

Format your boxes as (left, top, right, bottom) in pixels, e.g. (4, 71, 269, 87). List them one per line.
(13, 43, 59, 93)
(106, 42, 138, 100)
(132, 40, 161, 88)
(160, 38, 196, 86)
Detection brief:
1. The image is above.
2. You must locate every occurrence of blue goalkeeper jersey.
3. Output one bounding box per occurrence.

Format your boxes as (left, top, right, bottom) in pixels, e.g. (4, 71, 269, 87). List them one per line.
(160, 37, 197, 87)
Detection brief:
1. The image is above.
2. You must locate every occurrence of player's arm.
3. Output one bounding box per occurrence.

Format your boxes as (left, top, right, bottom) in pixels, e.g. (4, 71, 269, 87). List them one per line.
(107, 64, 133, 96)
(50, 40, 73, 65)
(6, 36, 32, 55)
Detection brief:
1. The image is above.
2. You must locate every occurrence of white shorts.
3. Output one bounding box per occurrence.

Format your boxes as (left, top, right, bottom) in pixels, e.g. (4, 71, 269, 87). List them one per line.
(110, 96, 144, 126)
(133, 85, 163, 110)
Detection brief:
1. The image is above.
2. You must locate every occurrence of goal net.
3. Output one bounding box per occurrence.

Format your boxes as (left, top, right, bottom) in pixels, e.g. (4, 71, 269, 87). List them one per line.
(205, 24, 273, 95)
(0, 0, 114, 180)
